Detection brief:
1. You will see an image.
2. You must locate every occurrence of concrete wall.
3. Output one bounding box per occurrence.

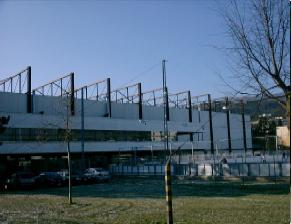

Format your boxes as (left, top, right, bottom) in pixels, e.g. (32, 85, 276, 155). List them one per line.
(75, 99, 107, 117)
(0, 92, 27, 113)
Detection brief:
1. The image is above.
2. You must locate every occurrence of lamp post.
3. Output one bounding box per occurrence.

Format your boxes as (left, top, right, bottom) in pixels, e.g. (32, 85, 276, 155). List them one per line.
(162, 60, 173, 224)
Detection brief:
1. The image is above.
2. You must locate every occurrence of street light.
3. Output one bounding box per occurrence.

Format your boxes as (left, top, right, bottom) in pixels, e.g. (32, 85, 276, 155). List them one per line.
(162, 59, 173, 224)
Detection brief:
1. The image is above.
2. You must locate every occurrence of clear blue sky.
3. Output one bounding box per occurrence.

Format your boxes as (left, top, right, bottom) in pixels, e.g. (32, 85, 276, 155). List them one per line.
(0, 0, 231, 97)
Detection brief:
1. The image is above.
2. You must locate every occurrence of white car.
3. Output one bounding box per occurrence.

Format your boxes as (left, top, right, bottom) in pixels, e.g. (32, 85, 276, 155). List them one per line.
(83, 168, 110, 182)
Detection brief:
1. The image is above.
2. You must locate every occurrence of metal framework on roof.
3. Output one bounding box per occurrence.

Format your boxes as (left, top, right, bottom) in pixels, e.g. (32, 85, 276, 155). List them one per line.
(32, 73, 73, 97)
(32, 73, 75, 115)
(74, 78, 108, 101)
(111, 83, 141, 104)
(191, 94, 210, 111)
(0, 66, 32, 113)
(0, 67, 31, 94)
(142, 87, 164, 106)
(168, 91, 190, 109)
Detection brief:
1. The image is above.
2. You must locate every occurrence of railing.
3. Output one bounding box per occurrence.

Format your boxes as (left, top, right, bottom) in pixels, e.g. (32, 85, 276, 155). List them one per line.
(109, 162, 290, 177)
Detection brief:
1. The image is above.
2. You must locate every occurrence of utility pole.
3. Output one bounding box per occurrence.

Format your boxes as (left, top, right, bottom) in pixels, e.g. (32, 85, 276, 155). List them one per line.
(162, 59, 173, 224)
(163, 60, 169, 160)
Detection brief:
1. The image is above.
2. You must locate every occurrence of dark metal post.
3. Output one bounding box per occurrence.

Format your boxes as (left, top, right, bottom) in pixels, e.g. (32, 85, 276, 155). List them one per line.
(162, 60, 169, 159)
(107, 78, 112, 117)
(70, 73, 75, 116)
(165, 87, 170, 121)
(188, 91, 193, 141)
(163, 60, 173, 224)
(138, 83, 143, 120)
(188, 91, 192, 123)
(26, 66, 32, 113)
(165, 161, 173, 224)
(241, 100, 247, 154)
(208, 94, 214, 154)
(81, 87, 85, 170)
(226, 97, 232, 153)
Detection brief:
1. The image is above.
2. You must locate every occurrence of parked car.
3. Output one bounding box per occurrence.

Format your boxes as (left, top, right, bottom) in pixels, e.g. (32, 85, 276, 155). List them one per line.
(5, 172, 38, 190)
(35, 172, 63, 188)
(57, 169, 87, 185)
(83, 168, 111, 183)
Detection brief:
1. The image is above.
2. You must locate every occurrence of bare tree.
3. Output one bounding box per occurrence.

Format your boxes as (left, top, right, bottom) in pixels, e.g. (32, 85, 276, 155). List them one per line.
(220, 0, 290, 129)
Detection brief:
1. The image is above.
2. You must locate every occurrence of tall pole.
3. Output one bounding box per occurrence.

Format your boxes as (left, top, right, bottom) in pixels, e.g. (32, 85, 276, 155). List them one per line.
(163, 60, 169, 158)
(225, 97, 232, 154)
(163, 59, 173, 224)
(81, 87, 85, 170)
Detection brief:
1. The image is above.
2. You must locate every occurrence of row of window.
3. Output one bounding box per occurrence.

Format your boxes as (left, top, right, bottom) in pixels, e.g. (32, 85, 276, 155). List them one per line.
(0, 128, 201, 142)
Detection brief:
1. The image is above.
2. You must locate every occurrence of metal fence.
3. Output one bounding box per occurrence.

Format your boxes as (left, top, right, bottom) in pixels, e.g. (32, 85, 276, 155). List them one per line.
(109, 162, 290, 177)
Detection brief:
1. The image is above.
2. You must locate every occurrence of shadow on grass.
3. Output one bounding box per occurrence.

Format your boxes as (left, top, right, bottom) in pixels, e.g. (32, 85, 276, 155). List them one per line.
(1, 176, 289, 199)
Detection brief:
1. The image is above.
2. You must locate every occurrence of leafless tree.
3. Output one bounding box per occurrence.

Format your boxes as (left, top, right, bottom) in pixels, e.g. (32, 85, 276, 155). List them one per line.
(220, 0, 290, 129)
(39, 94, 73, 204)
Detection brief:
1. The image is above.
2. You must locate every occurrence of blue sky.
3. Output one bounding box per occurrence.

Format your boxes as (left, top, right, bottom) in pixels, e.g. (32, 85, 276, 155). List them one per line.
(0, 0, 231, 97)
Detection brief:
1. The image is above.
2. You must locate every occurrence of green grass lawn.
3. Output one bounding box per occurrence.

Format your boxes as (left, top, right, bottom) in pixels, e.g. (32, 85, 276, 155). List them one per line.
(0, 177, 289, 224)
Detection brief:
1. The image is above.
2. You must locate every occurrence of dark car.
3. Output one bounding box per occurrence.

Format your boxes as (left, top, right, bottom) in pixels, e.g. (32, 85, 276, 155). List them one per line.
(35, 172, 63, 188)
(5, 172, 37, 190)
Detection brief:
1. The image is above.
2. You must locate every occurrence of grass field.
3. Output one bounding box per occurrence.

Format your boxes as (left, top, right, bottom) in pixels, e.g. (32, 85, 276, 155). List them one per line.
(0, 177, 289, 224)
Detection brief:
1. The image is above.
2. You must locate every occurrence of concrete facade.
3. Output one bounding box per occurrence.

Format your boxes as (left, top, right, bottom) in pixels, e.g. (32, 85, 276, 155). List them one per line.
(0, 91, 252, 155)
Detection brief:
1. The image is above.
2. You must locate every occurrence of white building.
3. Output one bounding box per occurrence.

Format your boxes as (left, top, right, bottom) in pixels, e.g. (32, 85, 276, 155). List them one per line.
(0, 67, 252, 170)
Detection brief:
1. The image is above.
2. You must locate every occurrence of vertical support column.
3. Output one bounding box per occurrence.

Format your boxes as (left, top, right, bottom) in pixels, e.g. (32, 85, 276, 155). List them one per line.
(107, 78, 112, 118)
(138, 82, 143, 120)
(70, 73, 75, 116)
(26, 66, 32, 113)
(208, 94, 214, 154)
(241, 100, 247, 155)
(226, 97, 232, 153)
(10, 78, 12, 93)
(32, 90, 35, 113)
(188, 91, 192, 122)
(165, 87, 170, 121)
(19, 74, 21, 93)
(188, 91, 193, 141)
